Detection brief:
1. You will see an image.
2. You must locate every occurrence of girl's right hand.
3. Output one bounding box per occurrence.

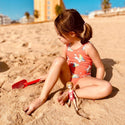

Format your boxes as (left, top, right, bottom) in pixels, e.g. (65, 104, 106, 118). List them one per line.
(24, 97, 46, 115)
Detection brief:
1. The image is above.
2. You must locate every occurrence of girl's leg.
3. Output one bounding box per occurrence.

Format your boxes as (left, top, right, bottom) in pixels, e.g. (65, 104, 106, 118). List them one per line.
(25, 56, 71, 115)
(39, 56, 71, 99)
(75, 77, 112, 99)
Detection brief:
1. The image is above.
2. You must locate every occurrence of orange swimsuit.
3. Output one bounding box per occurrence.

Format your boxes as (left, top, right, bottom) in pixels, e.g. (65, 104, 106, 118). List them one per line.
(66, 42, 92, 84)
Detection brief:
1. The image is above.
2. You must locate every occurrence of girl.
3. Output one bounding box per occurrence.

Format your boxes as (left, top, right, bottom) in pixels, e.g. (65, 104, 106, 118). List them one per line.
(25, 9, 112, 115)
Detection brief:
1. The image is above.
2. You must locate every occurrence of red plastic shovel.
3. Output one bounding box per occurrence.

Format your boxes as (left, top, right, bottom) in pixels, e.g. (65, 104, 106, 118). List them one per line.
(12, 79, 41, 89)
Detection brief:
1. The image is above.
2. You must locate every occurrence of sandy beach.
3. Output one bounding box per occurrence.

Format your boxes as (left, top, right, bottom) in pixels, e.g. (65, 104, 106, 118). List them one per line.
(0, 15, 125, 125)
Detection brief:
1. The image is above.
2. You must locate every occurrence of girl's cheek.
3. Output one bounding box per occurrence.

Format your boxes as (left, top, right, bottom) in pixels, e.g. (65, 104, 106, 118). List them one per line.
(61, 39, 67, 43)
(60, 39, 65, 43)
(57, 35, 69, 44)
(58, 36, 65, 42)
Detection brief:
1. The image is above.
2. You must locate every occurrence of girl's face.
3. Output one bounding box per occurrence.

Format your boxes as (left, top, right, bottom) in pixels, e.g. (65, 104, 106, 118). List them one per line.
(57, 34, 70, 45)
(55, 27, 72, 45)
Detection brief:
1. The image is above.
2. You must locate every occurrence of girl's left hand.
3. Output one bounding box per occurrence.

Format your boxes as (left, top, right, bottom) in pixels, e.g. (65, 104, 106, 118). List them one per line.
(58, 90, 69, 105)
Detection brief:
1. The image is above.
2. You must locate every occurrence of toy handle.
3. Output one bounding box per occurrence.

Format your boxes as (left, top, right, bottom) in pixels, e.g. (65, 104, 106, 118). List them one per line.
(24, 79, 41, 87)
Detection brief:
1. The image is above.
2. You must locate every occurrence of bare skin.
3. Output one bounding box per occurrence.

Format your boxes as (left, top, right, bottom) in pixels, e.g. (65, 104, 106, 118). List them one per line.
(24, 32, 112, 115)
(24, 57, 71, 115)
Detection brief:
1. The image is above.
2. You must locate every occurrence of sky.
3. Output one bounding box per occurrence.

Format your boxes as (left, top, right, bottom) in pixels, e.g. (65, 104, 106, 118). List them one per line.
(0, 0, 125, 20)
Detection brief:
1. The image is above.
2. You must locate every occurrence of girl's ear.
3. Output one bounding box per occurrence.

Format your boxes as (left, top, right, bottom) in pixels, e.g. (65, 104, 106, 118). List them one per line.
(69, 31, 76, 37)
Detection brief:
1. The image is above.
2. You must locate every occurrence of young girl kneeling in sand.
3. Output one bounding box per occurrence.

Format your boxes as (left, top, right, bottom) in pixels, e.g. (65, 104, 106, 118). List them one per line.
(25, 9, 112, 115)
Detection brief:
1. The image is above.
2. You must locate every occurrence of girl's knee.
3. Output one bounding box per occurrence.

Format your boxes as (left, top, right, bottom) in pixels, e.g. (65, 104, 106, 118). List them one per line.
(103, 81, 112, 96)
(53, 56, 66, 65)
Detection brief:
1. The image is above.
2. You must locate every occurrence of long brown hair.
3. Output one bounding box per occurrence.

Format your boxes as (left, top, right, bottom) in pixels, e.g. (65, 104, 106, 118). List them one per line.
(54, 9, 92, 44)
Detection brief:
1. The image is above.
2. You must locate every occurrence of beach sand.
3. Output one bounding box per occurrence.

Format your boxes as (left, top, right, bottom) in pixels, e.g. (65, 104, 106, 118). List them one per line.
(0, 15, 125, 125)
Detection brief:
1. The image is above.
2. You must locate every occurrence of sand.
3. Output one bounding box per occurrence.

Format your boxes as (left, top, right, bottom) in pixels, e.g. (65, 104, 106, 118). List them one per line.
(0, 15, 125, 125)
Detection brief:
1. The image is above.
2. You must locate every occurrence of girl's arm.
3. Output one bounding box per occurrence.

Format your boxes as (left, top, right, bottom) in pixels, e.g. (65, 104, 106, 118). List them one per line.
(61, 45, 67, 59)
(86, 43, 105, 80)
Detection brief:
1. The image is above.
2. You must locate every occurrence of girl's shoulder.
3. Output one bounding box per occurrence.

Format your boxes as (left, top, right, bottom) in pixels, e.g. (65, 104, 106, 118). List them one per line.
(85, 41, 95, 47)
(85, 41, 98, 56)
(66, 42, 94, 53)
(84, 41, 92, 46)
(86, 41, 95, 50)
(83, 41, 94, 54)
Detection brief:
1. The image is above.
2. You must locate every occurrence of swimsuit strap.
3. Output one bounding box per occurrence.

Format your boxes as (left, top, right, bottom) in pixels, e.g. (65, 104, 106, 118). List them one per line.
(67, 42, 88, 52)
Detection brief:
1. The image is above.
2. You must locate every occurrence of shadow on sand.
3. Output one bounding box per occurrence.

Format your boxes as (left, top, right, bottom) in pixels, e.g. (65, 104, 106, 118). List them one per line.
(91, 58, 116, 81)
(92, 58, 119, 98)
(0, 61, 9, 72)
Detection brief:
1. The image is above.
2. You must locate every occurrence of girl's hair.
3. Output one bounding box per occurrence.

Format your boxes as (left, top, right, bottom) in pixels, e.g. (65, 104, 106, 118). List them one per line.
(54, 9, 92, 44)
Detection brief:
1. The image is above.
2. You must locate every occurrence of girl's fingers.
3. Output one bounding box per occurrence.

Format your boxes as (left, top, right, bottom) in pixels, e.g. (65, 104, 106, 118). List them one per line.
(23, 106, 29, 112)
(26, 106, 34, 115)
(26, 108, 33, 115)
(24, 105, 34, 115)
